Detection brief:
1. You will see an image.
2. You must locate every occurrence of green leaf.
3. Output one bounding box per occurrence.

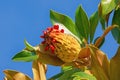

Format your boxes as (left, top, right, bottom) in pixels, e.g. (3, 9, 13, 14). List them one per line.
(72, 72, 97, 80)
(100, 17, 106, 30)
(61, 66, 73, 72)
(112, 8, 120, 44)
(110, 46, 120, 80)
(89, 11, 99, 43)
(58, 68, 96, 80)
(12, 50, 38, 62)
(101, 0, 120, 16)
(111, 27, 120, 44)
(75, 5, 90, 41)
(98, 4, 110, 30)
(48, 72, 64, 80)
(58, 69, 80, 80)
(72, 76, 81, 80)
(50, 10, 78, 37)
(24, 39, 34, 51)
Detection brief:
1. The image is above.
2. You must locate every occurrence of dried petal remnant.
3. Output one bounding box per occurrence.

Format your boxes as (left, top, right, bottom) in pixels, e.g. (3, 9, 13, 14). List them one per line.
(40, 25, 81, 62)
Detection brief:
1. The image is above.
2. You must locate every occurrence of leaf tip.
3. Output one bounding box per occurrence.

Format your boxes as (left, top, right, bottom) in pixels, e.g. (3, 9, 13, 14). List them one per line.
(24, 39, 34, 51)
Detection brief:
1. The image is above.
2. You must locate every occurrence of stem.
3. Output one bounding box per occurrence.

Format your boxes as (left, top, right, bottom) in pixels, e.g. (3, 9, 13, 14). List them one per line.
(95, 25, 118, 47)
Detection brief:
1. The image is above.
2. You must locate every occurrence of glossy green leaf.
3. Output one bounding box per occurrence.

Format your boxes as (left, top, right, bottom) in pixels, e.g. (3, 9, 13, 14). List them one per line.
(110, 46, 120, 80)
(12, 50, 38, 62)
(24, 40, 34, 51)
(101, 0, 120, 16)
(89, 11, 99, 42)
(72, 72, 97, 80)
(75, 6, 90, 41)
(50, 10, 78, 37)
(112, 8, 120, 44)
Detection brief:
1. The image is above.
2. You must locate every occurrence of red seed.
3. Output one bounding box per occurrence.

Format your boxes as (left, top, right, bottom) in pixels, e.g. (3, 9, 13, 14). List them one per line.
(51, 49, 54, 53)
(43, 31, 47, 35)
(47, 27, 52, 31)
(61, 29, 64, 33)
(52, 39, 56, 43)
(50, 45, 55, 53)
(45, 46, 49, 51)
(53, 25, 59, 30)
(40, 35, 45, 38)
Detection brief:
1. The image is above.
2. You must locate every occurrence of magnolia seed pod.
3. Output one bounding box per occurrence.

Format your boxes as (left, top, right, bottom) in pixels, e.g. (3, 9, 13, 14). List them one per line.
(40, 25, 81, 62)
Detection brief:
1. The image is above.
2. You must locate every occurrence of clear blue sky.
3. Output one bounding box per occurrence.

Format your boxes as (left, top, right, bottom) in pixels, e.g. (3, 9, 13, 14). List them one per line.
(0, 0, 119, 79)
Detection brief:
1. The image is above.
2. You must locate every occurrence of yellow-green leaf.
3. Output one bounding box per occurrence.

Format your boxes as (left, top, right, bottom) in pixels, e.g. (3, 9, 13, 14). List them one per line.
(3, 70, 32, 80)
(58, 68, 80, 80)
(110, 46, 120, 80)
(24, 39, 34, 51)
(72, 72, 97, 80)
(61, 66, 73, 72)
(101, 0, 120, 16)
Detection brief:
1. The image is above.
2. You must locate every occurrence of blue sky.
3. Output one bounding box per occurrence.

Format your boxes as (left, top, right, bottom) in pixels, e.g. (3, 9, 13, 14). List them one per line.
(0, 0, 119, 79)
